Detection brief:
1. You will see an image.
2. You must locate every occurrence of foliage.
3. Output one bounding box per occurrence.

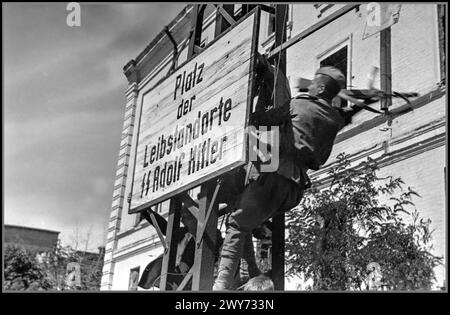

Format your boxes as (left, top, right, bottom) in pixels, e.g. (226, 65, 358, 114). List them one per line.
(4, 240, 104, 291)
(4, 244, 54, 291)
(77, 249, 104, 291)
(286, 153, 442, 291)
(42, 240, 104, 291)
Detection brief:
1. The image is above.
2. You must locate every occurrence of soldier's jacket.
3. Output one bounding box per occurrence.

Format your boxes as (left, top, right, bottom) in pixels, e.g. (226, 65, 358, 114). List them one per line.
(250, 94, 345, 180)
(225, 53, 344, 188)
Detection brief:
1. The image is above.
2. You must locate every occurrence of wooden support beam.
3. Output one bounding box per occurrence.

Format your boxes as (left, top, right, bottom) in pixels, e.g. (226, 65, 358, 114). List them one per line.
(149, 212, 168, 251)
(242, 4, 258, 17)
(272, 212, 285, 290)
(176, 266, 194, 291)
(271, 4, 288, 291)
(380, 27, 392, 111)
(214, 4, 237, 29)
(193, 45, 205, 54)
(188, 4, 206, 58)
(179, 192, 199, 219)
(259, 4, 276, 15)
(268, 4, 359, 59)
(196, 179, 222, 246)
(191, 182, 219, 290)
(159, 197, 182, 290)
(215, 4, 235, 37)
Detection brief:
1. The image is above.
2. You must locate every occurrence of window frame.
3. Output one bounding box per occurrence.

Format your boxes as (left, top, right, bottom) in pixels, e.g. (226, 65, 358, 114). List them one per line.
(128, 266, 141, 291)
(315, 34, 353, 90)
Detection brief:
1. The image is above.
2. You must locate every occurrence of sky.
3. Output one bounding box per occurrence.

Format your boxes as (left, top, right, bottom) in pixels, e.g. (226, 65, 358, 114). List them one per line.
(3, 2, 186, 252)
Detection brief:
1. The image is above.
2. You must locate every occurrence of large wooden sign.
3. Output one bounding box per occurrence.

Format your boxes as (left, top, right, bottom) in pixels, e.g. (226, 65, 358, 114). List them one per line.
(129, 12, 259, 213)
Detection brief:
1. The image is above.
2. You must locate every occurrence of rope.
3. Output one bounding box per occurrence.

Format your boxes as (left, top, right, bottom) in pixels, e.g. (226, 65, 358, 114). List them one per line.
(270, 6, 289, 107)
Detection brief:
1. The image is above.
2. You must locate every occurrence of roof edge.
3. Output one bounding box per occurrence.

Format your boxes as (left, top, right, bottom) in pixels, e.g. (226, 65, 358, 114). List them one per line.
(5, 224, 60, 235)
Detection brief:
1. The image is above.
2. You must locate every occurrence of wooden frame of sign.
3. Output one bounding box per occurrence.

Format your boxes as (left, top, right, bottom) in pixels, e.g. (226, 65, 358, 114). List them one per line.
(130, 6, 261, 291)
(129, 10, 260, 214)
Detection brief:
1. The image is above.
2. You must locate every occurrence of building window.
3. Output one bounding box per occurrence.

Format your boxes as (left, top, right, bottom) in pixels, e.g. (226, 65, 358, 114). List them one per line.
(129, 267, 140, 291)
(319, 45, 349, 108)
(320, 46, 348, 80)
(234, 4, 258, 21)
(234, 4, 243, 17)
(268, 12, 276, 36)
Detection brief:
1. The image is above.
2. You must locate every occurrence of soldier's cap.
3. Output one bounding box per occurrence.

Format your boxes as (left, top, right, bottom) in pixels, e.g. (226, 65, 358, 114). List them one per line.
(315, 66, 346, 90)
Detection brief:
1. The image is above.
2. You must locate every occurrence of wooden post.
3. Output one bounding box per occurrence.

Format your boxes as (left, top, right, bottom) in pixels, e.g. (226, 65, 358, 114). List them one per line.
(191, 182, 219, 290)
(159, 197, 182, 290)
(188, 4, 206, 58)
(380, 27, 392, 111)
(271, 4, 288, 291)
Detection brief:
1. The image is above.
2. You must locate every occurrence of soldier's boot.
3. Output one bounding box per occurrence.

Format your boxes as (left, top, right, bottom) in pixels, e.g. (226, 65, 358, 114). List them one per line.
(213, 227, 247, 291)
(213, 257, 240, 291)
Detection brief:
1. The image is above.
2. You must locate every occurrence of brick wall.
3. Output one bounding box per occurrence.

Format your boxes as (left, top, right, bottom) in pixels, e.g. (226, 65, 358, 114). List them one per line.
(377, 146, 446, 287)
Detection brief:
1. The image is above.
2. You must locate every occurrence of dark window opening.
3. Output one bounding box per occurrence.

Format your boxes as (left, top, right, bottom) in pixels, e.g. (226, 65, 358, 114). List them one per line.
(268, 13, 276, 36)
(235, 4, 257, 21)
(320, 46, 348, 81)
(129, 267, 140, 291)
(320, 46, 348, 108)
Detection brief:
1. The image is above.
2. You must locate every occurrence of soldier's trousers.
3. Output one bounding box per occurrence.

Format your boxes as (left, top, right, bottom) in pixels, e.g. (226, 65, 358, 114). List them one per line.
(213, 172, 304, 290)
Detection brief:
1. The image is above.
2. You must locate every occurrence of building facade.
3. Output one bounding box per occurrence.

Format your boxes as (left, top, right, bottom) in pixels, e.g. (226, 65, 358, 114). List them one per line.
(5, 224, 60, 253)
(101, 4, 446, 290)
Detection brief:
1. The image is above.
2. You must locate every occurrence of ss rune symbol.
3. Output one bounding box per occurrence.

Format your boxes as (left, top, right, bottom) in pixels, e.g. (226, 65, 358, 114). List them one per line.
(66, 2, 81, 27)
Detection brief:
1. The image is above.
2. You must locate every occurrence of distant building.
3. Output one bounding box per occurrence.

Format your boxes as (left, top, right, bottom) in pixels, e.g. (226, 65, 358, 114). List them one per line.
(4, 224, 60, 253)
(4, 224, 105, 290)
